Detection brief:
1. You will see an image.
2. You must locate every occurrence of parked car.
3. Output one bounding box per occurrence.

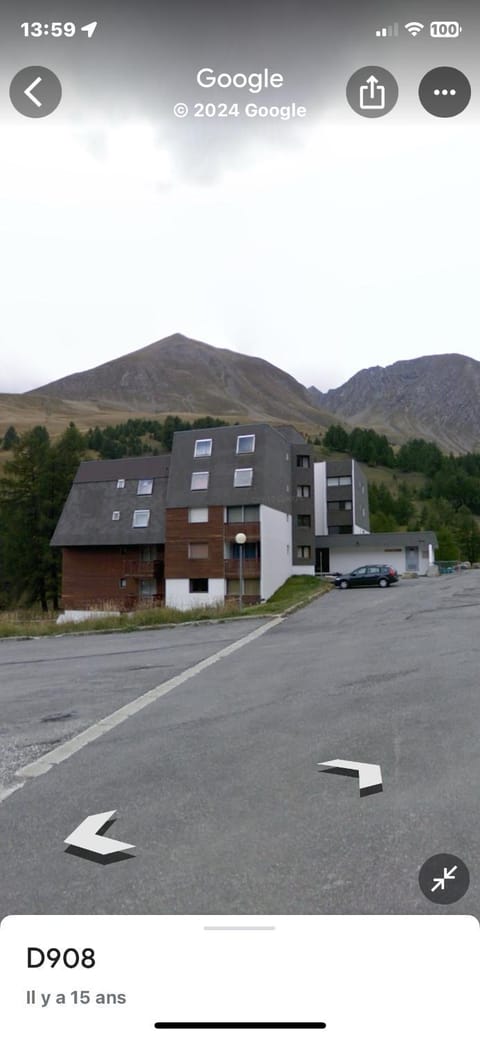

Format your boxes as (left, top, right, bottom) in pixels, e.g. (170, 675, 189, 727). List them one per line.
(334, 564, 399, 589)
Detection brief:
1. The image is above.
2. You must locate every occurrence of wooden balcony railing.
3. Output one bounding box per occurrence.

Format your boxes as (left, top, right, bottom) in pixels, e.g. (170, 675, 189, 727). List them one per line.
(122, 559, 163, 577)
(224, 559, 260, 578)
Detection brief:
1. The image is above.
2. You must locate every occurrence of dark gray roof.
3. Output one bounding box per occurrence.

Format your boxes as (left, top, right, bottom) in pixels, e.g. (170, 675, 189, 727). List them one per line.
(74, 456, 170, 483)
(274, 424, 307, 443)
(51, 456, 170, 547)
(315, 531, 438, 548)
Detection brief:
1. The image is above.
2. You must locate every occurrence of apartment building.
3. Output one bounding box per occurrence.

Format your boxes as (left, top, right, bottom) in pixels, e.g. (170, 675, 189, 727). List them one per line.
(51, 423, 315, 614)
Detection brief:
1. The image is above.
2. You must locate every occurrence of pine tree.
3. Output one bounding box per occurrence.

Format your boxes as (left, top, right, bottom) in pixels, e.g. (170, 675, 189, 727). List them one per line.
(2, 425, 20, 450)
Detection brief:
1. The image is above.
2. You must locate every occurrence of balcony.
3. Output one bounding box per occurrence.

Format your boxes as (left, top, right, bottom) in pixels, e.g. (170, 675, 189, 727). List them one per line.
(122, 559, 163, 578)
(224, 559, 260, 578)
(224, 522, 260, 540)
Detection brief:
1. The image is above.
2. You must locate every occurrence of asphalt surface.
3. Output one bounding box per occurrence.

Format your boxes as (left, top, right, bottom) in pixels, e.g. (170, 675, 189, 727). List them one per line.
(1, 573, 479, 918)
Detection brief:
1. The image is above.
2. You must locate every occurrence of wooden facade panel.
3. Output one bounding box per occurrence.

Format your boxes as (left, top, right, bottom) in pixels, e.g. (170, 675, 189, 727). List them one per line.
(165, 506, 225, 579)
(61, 547, 164, 610)
(224, 522, 260, 540)
(62, 547, 126, 609)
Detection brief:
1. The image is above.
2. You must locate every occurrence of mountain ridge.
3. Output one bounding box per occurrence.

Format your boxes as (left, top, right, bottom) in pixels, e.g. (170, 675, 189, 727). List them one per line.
(12, 336, 480, 454)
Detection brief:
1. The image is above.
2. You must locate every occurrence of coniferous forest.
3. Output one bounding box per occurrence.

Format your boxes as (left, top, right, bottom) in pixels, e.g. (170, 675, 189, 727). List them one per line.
(1, 418, 480, 610)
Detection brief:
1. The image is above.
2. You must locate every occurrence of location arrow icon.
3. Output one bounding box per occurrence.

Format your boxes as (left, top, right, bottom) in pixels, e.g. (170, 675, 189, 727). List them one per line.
(318, 759, 383, 797)
(64, 810, 135, 856)
(81, 21, 98, 38)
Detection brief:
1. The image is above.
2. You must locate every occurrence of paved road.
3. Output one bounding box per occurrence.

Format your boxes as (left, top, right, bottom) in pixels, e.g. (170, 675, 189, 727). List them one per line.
(1, 574, 479, 918)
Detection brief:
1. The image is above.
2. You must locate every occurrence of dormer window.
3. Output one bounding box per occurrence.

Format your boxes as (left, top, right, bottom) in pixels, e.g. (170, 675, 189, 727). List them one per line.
(191, 471, 209, 490)
(137, 479, 153, 495)
(236, 434, 255, 454)
(132, 509, 150, 528)
(194, 439, 213, 458)
(234, 468, 253, 487)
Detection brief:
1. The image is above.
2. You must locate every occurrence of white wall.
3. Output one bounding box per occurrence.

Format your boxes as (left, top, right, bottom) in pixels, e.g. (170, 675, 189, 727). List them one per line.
(165, 578, 225, 611)
(290, 565, 315, 576)
(329, 545, 435, 575)
(260, 505, 292, 600)
(313, 462, 327, 535)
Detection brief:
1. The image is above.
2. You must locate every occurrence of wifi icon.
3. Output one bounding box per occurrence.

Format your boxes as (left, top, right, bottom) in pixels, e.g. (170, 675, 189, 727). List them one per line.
(405, 21, 425, 36)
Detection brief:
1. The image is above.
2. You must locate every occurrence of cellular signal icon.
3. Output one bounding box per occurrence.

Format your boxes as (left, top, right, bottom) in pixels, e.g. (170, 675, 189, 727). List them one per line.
(404, 21, 425, 36)
(375, 22, 399, 37)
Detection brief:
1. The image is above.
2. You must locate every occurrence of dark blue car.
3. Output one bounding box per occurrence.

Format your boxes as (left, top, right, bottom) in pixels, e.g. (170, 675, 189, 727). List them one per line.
(334, 564, 399, 589)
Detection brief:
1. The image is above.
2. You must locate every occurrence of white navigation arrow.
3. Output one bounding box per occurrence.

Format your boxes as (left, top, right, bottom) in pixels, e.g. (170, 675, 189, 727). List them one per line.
(24, 76, 43, 108)
(64, 810, 135, 856)
(318, 759, 383, 797)
(81, 21, 98, 38)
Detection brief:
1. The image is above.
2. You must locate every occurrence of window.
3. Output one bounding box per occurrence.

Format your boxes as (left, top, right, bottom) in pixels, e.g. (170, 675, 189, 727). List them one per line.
(339, 476, 352, 486)
(297, 546, 311, 559)
(132, 509, 150, 528)
(189, 507, 209, 523)
(329, 525, 352, 534)
(244, 505, 259, 521)
(333, 500, 352, 511)
(194, 438, 212, 458)
(236, 434, 255, 454)
(137, 479, 153, 495)
(327, 477, 339, 486)
(188, 543, 209, 559)
(116, 478, 125, 489)
(297, 485, 311, 498)
(140, 578, 157, 597)
(234, 468, 253, 487)
(228, 541, 260, 560)
(141, 545, 157, 561)
(189, 578, 209, 593)
(226, 505, 259, 522)
(119, 578, 127, 588)
(191, 471, 209, 490)
(297, 454, 310, 468)
(112, 510, 120, 521)
(227, 578, 260, 596)
(297, 514, 311, 527)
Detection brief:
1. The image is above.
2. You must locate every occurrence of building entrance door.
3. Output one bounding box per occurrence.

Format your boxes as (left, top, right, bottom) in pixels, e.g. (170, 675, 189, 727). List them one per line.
(405, 546, 419, 571)
(316, 548, 330, 573)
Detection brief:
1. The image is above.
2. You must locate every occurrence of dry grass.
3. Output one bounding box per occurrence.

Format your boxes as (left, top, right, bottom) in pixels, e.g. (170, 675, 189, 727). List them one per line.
(0, 577, 329, 639)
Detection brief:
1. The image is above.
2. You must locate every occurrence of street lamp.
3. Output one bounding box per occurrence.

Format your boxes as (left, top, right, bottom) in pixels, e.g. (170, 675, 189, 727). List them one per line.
(235, 532, 247, 609)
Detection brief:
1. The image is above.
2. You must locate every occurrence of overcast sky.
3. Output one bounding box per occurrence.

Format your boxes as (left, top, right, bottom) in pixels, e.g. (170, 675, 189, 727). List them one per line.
(0, 0, 478, 394)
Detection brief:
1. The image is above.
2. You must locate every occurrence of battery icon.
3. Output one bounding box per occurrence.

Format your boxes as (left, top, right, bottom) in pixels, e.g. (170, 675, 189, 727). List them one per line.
(430, 20, 463, 37)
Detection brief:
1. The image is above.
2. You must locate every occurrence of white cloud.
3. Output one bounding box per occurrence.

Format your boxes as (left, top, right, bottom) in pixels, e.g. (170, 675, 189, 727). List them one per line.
(0, 116, 478, 394)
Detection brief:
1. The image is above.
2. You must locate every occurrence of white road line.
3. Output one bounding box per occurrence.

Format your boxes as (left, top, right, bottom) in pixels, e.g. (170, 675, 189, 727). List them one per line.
(0, 782, 25, 804)
(15, 616, 284, 782)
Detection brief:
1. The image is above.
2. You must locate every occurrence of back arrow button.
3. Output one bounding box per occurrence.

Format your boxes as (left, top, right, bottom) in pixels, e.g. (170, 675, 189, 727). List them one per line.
(24, 76, 43, 108)
(10, 66, 62, 118)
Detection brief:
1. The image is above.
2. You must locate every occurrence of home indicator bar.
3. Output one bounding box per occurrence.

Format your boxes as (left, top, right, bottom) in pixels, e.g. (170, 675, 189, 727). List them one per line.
(154, 1026, 327, 1032)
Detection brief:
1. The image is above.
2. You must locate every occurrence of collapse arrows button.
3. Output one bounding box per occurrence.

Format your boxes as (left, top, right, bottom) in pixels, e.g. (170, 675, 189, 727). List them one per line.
(318, 759, 383, 797)
(64, 810, 135, 857)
